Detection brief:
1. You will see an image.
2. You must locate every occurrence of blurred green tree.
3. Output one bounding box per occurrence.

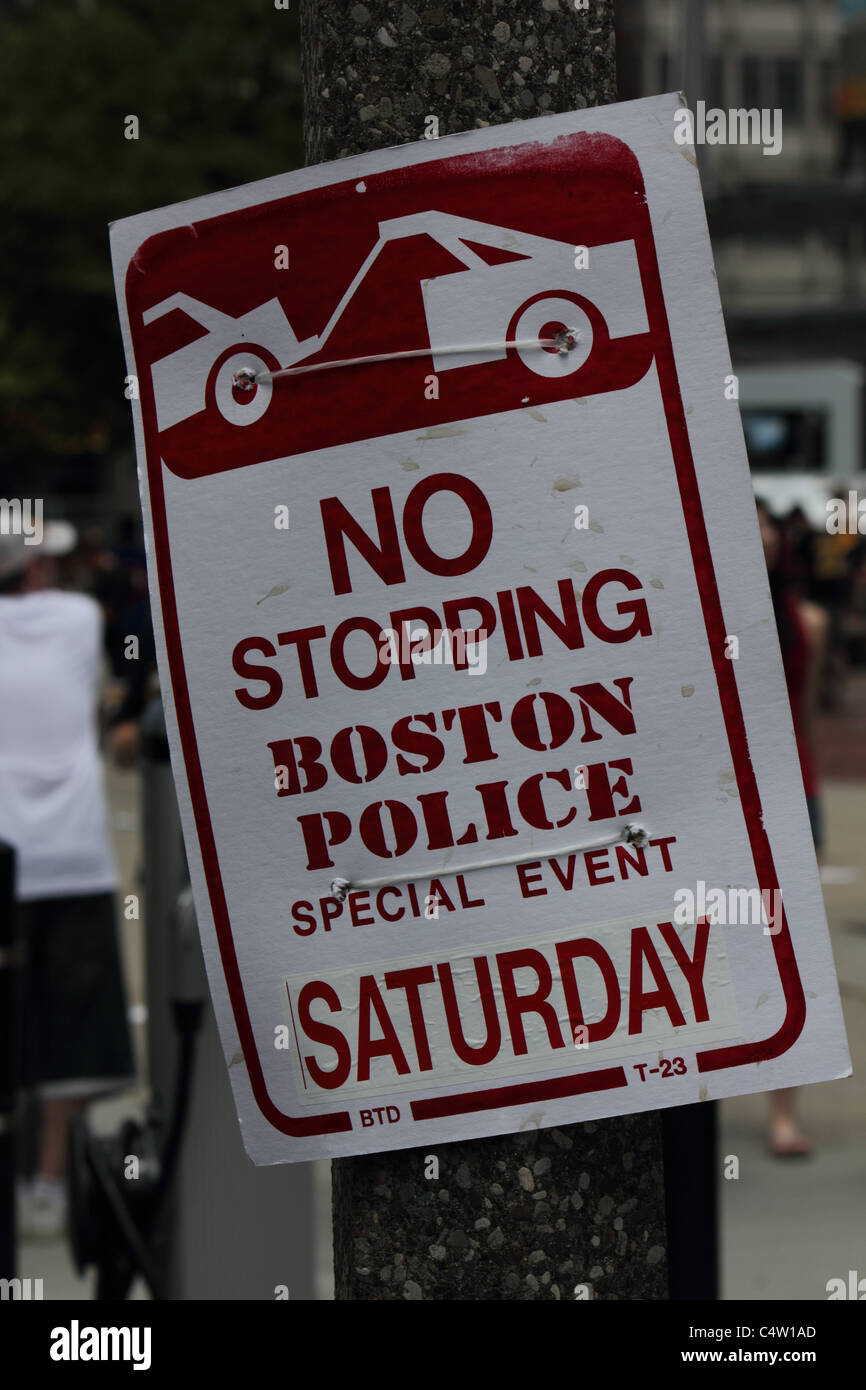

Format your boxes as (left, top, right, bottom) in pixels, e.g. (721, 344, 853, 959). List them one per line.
(0, 0, 301, 463)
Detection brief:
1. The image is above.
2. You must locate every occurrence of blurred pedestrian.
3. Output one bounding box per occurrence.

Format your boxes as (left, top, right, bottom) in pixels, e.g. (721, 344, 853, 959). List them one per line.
(0, 524, 135, 1238)
(781, 504, 815, 594)
(809, 489, 860, 708)
(757, 500, 827, 1157)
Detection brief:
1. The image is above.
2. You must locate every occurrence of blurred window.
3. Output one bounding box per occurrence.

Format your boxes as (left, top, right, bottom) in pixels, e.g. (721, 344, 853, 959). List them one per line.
(741, 56, 804, 121)
(659, 49, 672, 93)
(776, 58, 803, 120)
(706, 53, 725, 108)
(743, 56, 764, 110)
(820, 57, 839, 120)
(741, 409, 827, 472)
(656, 51, 723, 107)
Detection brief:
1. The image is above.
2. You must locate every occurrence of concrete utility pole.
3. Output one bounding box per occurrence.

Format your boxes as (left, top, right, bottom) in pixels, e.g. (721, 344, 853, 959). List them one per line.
(301, 0, 668, 1302)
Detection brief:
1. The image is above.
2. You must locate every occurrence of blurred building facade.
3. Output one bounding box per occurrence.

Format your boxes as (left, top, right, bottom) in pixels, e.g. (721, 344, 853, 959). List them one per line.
(618, 0, 866, 376)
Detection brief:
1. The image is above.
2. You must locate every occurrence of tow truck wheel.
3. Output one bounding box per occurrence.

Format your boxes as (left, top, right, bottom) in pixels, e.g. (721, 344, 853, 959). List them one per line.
(508, 295, 594, 378)
(208, 345, 278, 426)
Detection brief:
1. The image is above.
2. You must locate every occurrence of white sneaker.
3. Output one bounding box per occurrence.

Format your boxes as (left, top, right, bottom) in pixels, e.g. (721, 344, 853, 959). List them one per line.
(17, 1176, 68, 1241)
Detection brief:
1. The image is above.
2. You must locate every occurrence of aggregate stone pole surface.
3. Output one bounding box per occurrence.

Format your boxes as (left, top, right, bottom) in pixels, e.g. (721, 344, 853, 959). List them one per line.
(302, 0, 668, 1301)
(302, 0, 617, 163)
(330, 1117, 667, 1302)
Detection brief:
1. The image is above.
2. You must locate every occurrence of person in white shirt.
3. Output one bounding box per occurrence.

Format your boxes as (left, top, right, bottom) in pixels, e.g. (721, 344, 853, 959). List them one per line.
(0, 523, 135, 1237)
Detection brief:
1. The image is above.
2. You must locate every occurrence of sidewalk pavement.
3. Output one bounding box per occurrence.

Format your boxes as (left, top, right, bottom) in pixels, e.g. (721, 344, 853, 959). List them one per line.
(721, 778, 866, 1301)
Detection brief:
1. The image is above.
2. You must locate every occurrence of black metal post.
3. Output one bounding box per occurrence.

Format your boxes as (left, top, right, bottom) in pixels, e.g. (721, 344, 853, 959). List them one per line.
(0, 841, 19, 1281)
(662, 1101, 719, 1300)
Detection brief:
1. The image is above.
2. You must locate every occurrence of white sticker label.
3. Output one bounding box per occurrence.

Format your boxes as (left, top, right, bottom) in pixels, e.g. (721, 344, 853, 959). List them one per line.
(285, 912, 740, 1103)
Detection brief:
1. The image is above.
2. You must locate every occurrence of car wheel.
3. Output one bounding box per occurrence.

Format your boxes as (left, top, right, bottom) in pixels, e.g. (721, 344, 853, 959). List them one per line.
(507, 294, 594, 378)
(208, 345, 279, 426)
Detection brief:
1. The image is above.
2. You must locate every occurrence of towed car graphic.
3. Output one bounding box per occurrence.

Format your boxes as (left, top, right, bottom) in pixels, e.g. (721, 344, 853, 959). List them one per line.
(142, 211, 649, 436)
(143, 292, 310, 433)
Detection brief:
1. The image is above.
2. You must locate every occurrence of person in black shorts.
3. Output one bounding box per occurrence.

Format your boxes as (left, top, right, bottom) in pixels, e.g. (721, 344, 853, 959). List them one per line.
(0, 525, 135, 1237)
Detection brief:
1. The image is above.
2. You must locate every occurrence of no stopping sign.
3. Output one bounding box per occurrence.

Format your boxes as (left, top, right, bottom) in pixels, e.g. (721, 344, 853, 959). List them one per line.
(112, 94, 849, 1162)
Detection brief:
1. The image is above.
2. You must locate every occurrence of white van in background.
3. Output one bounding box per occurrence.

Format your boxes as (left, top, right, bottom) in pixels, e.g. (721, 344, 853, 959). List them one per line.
(738, 360, 865, 526)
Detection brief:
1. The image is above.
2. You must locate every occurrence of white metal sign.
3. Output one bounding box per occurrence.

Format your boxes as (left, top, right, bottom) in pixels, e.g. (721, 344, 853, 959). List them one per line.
(112, 94, 850, 1162)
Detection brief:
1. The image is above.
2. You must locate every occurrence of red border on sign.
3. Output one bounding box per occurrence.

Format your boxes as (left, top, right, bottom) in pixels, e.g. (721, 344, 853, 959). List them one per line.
(130, 134, 805, 1139)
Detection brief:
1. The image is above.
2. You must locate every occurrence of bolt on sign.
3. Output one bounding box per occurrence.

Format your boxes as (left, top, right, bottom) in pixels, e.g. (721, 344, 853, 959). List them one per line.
(111, 94, 850, 1163)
